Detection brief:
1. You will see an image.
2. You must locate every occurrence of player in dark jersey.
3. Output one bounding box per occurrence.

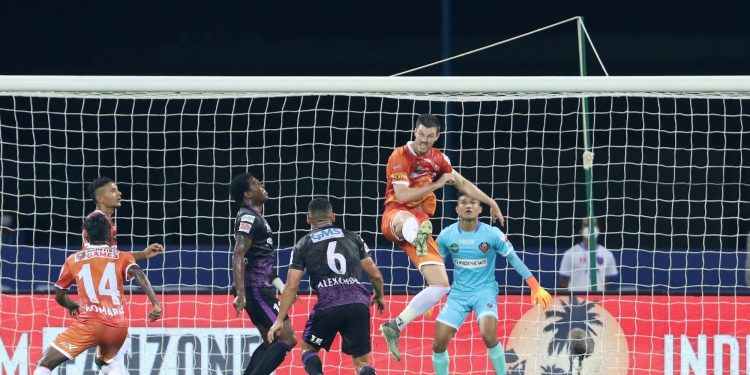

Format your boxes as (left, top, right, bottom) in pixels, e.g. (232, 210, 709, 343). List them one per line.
(268, 197, 385, 375)
(230, 172, 297, 375)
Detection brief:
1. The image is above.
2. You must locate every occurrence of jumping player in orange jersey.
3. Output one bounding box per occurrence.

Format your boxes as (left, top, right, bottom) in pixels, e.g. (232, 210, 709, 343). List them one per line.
(33, 214, 162, 375)
(83, 176, 164, 259)
(379, 114, 505, 361)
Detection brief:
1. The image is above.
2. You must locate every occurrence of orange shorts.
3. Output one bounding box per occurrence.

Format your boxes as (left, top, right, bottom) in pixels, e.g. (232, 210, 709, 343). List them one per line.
(381, 206, 443, 268)
(51, 321, 128, 363)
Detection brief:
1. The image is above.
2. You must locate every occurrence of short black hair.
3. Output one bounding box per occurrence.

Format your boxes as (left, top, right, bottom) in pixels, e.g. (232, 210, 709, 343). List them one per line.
(308, 197, 332, 221)
(88, 177, 114, 204)
(83, 213, 111, 244)
(415, 114, 442, 132)
(230, 172, 255, 204)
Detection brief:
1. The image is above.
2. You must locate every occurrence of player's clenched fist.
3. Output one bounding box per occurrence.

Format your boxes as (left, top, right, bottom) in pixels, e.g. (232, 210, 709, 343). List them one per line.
(233, 295, 245, 316)
(149, 304, 163, 322)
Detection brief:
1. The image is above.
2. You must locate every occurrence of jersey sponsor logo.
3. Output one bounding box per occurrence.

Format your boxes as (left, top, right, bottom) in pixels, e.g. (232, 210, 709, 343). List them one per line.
(75, 248, 119, 262)
(454, 258, 488, 269)
(450, 243, 460, 253)
(238, 222, 252, 233)
(390, 172, 408, 180)
(479, 242, 491, 253)
(310, 228, 344, 243)
(459, 239, 475, 245)
(240, 214, 256, 223)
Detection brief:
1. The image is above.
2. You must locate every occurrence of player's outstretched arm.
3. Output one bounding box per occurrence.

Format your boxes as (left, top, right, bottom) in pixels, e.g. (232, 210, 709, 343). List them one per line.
(361, 257, 385, 313)
(267, 269, 303, 343)
(451, 171, 505, 226)
(54, 288, 80, 318)
(131, 243, 165, 261)
(505, 251, 551, 309)
(392, 172, 455, 203)
(231, 236, 252, 316)
(128, 264, 162, 321)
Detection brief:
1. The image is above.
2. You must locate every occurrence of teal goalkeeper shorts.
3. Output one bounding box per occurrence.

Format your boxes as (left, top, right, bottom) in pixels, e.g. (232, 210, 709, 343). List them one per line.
(436, 287, 499, 329)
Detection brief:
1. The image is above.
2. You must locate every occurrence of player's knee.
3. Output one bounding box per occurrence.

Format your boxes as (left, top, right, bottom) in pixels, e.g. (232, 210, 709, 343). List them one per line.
(481, 333, 498, 348)
(432, 339, 449, 353)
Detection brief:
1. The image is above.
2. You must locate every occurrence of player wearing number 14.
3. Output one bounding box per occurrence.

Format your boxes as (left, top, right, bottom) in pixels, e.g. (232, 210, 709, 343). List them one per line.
(33, 214, 162, 375)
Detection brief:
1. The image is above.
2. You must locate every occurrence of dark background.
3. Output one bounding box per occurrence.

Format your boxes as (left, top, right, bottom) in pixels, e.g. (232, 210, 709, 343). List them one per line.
(1, 1, 749, 292)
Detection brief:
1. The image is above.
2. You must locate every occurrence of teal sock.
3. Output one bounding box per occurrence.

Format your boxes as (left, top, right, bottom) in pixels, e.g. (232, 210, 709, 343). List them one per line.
(488, 342, 506, 375)
(432, 350, 449, 375)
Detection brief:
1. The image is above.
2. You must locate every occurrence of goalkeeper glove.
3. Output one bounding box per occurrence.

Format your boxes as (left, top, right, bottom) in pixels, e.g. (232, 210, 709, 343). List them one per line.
(525, 276, 552, 309)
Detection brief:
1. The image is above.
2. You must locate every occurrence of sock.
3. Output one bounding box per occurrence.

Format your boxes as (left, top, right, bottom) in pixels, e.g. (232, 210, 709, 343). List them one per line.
(396, 286, 450, 330)
(359, 365, 376, 375)
(244, 342, 271, 375)
(432, 350, 449, 375)
(302, 351, 323, 375)
(249, 340, 292, 375)
(401, 217, 419, 244)
(488, 342, 506, 375)
(34, 367, 51, 375)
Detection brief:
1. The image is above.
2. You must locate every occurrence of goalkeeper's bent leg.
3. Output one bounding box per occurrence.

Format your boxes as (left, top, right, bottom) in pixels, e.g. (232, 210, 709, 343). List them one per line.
(432, 350, 449, 375)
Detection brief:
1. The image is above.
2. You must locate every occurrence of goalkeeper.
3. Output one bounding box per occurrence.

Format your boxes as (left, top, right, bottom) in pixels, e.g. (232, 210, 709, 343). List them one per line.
(431, 193, 551, 375)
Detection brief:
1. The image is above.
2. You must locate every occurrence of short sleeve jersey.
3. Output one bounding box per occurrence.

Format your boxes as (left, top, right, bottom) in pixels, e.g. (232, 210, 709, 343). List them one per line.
(233, 205, 275, 287)
(384, 142, 454, 216)
(55, 245, 136, 327)
(290, 226, 372, 310)
(436, 222, 516, 293)
(558, 243, 618, 292)
(82, 210, 118, 248)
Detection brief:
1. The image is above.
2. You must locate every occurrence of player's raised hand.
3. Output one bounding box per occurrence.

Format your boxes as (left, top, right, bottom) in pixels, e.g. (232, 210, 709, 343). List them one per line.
(149, 304, 163, 322)
(267, 321, 283, 343)
(489, 201, 505, 227)
(143, 243, 164, 259)
(531, 287, 552, 309)
(371, 295, 385, 313)
(233, 295, 246, 317)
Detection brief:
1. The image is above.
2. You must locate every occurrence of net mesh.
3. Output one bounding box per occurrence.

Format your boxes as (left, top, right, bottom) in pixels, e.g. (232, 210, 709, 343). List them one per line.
(0, 91, 748, 374)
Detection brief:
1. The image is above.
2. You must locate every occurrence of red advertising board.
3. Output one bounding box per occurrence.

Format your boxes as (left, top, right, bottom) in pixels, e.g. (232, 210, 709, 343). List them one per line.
(1, 294, 749, 374)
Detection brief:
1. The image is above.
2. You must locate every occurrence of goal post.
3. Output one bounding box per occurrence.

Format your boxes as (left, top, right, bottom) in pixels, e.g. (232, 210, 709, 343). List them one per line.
(1, 75, 749, 374)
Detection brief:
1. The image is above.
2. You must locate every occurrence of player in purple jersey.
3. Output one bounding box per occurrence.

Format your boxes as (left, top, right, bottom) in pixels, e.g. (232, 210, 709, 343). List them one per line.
(268, 197, 385, 375)
(230, 172, 297, 375)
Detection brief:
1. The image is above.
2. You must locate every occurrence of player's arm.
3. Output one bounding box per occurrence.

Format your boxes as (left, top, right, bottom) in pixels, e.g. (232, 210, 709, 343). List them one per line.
(130, 243, 165, 261)
(498, 231, 551, 308)
(267, 268, 304, 343)
(232, 235, 252, 316)
(392, 173, 455, 203)
(128, 264, 162, 322)
(451, 170, 505, 226)
(54, 288, 80, 318)
(361, 257, 385, 313)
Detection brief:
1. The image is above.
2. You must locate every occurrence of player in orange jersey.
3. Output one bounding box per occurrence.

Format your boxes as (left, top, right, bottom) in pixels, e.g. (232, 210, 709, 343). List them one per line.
(83, 176, 164, 259)
(379, 114, 505, 361)
(33, 214, 162, 375)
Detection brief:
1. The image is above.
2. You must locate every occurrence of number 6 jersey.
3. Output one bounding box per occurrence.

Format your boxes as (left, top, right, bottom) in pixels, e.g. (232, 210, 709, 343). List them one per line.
(290, 225, 372, 310)
(55, 244, 137, 327)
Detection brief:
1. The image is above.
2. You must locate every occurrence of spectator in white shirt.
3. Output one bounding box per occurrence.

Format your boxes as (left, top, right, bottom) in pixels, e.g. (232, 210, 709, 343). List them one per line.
(558, 218, 618, 292)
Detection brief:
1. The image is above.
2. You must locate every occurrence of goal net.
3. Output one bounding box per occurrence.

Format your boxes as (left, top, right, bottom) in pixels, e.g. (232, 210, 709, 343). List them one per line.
(0, 76, 748, 374)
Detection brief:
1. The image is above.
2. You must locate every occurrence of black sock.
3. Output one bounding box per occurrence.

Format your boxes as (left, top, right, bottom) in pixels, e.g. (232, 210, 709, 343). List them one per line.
(359, 365, 376, 375)
(244, 342, 270, 375)
(249, 341, 292, 375)
(302, 351, 323, 375)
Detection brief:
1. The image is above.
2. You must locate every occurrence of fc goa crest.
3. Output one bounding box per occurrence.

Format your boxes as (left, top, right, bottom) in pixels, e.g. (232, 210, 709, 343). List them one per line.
(479, 242, 491, 253)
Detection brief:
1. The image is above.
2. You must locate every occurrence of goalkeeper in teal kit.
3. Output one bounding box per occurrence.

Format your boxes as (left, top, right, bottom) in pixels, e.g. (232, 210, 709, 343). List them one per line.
(431, 193, 552, 375)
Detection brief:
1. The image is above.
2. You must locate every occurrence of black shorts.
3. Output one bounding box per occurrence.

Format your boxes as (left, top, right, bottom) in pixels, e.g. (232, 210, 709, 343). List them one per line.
(244, 286, 286, 328)
(302, 303, 371, 357)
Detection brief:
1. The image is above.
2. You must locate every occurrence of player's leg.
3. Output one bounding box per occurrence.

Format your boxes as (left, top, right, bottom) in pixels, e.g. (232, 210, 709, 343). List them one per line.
(97, 336, 130, 375)
(474, 290, 505, 375)
(95, 325, 129, 375)
(431, 292, 469, 375)
(300, 307, 341, 375)
(37, 321, 98, 373)
(339, 304, 376, 375)
(245, 286, 297, 375)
